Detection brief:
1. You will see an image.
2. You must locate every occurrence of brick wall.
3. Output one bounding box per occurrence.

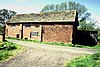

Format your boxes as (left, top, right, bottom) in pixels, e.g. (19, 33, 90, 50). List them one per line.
(42, 24, 73, 43)
(23, 24, 41, 41)
(6, 23, 74, 43)
(6, 24, 22, 38)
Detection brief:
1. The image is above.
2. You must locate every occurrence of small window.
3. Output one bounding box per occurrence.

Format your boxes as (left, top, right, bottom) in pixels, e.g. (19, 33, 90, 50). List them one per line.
(30, 32, 39, 36)
(24, 24, 31, 28)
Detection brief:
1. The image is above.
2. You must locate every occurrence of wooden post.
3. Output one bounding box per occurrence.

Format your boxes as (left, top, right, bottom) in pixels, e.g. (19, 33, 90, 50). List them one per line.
(39, 24, 42, 42)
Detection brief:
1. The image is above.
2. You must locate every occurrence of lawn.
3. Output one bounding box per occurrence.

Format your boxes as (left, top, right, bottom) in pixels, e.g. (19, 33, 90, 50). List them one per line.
(64, 53, 100, 67)
(0, 41, 23, 62)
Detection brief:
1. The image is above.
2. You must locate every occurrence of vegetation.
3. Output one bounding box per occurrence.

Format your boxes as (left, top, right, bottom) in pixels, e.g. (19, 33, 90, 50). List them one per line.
(41, 1, 90, 22)
(0, 41, 22, 62)
(0, 26, 4, 34)
(78, 20, 97, 31)
(64, 53, 100, 67)
(0, 9, 16, 21)
(6, 37, 100, 50)
(98, 36, 100, 39)
(41, 1, 97, 31)
(0, 9, 16, 33)
(96, 27, 100, 41)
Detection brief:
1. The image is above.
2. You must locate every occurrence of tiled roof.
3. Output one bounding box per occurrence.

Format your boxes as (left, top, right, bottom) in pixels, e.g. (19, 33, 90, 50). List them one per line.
(7, 10, 77, 23)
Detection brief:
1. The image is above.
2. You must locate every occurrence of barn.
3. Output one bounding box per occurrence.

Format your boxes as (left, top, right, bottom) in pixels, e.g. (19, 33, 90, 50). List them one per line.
(6, 10, 78, 44)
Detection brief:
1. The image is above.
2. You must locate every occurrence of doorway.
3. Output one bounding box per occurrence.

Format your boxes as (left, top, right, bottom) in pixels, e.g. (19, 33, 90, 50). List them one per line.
(16, 34, 19, 38)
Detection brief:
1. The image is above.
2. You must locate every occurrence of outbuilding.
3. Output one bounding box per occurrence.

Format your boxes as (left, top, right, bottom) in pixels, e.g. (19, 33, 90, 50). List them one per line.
(6, 10, 78, 44)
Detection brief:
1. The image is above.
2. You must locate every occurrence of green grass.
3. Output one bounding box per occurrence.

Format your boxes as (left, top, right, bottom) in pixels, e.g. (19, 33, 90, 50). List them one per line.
(6, 37, 100, 50)
(0, 41, 22, 62)
(98, 36, 100, 42)
(64, 53, 100, 67)
(6, 37, 72, 46)
(98, 36, 100, 39)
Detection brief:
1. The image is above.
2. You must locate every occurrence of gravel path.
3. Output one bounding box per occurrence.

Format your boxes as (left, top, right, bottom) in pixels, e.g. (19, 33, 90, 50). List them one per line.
(0, 39, 99, 67)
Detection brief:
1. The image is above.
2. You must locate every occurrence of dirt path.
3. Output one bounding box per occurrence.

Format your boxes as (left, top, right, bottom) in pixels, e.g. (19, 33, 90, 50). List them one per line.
(0, 39, 99, 67)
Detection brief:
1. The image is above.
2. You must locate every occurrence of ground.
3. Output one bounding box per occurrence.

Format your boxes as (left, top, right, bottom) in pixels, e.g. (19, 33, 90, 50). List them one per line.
(0, 39, 99, 67)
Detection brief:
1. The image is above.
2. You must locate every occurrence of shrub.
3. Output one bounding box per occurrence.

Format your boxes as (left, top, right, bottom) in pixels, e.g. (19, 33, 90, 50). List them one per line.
(0, 42, 17, 50)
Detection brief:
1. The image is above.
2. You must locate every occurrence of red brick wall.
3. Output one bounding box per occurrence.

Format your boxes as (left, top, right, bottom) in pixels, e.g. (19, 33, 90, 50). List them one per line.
(6, 24, 41, 41)
(6, 24, 22, 38)
(23, 24, 41, 41)
(6, 23, 74, 43)
(42, 24, 73, 43)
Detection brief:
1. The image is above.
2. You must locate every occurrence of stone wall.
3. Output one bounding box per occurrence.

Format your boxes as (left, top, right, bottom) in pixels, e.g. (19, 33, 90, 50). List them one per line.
(42, 24, 73, 43)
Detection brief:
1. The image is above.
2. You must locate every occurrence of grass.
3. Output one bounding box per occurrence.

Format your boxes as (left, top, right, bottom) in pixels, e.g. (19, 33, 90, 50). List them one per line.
(6, 37, 100, 50)
(98, 36, 100, 42)
(0, 41, 22, 62)
(64, 53, 100, 67)
(6, 37, 72, 46)
(98, 36, 100, 39)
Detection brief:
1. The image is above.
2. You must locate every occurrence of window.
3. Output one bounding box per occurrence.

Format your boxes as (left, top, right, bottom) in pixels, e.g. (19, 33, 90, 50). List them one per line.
(24, 24, 31, 28)
(30, 32, 39, 37)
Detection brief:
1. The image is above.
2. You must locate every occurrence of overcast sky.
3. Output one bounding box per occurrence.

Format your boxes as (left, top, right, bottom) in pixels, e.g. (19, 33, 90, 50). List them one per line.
(0, 0, 100, 26)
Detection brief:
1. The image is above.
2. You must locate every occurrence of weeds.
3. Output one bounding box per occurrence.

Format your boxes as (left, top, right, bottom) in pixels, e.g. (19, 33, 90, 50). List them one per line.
(64, 53, 100, 67)
(0, 41, 22, 61)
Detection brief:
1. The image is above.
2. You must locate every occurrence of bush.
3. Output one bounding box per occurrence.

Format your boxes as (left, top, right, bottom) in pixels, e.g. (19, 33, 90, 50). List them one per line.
(0, 42, 17, 50)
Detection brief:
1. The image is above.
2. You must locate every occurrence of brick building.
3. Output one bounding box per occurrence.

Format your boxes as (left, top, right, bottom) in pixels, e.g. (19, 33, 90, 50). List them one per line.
(6, 10, 78, 43)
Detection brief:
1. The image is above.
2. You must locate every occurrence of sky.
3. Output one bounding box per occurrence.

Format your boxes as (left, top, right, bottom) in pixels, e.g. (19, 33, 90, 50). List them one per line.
(0, 0, 100, 26)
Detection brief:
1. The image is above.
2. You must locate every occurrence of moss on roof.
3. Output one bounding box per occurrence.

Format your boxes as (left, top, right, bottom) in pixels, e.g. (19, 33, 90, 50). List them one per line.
(7, 10, 77, 23)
